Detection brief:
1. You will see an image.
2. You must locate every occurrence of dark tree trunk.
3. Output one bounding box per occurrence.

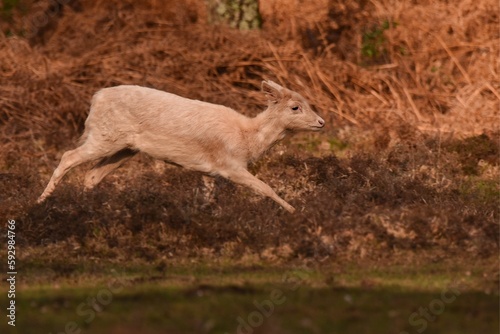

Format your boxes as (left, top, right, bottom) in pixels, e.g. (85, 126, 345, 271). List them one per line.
(207, 0, 261, 30)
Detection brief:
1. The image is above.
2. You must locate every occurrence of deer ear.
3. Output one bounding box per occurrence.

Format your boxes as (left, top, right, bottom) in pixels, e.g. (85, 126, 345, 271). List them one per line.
(261, 80, 283, 103)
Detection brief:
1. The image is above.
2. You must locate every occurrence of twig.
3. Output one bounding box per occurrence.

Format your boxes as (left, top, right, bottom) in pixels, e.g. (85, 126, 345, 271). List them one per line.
(434, 35, 472, 85)
(403, 88, 424, 122)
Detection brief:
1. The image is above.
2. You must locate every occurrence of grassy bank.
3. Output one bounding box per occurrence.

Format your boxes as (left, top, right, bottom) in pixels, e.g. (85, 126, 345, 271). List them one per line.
(1, 259, 498, 334)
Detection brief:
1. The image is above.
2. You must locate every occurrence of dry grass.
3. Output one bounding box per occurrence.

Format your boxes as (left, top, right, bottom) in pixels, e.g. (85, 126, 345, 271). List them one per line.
(3, 136, 499, 266)
(1, 0, 498, 142)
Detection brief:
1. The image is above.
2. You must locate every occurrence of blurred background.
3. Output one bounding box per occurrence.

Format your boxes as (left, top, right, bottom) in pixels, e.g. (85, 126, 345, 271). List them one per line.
(1, 0, 498, 142)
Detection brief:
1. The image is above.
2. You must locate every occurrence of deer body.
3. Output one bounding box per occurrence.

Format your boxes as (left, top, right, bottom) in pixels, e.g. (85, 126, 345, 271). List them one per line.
(37, 81, 325, 213)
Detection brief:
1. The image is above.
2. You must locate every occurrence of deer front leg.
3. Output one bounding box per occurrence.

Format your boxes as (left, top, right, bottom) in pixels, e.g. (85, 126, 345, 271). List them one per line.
(223, 168, 295, 213)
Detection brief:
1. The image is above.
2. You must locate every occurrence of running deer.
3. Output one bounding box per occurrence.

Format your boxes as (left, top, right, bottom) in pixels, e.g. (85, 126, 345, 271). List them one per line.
(37, 81, 325, 213)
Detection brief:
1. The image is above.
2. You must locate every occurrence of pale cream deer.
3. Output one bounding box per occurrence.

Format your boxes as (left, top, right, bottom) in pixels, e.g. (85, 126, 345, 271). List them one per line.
(37, 81, 325, 212)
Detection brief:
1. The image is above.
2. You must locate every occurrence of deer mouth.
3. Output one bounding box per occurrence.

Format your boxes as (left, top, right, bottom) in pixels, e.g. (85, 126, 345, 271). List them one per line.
(310, 124, 324, 131)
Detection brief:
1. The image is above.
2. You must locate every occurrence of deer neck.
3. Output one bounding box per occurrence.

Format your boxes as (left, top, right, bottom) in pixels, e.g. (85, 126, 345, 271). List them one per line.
(246, 108, 287, 161)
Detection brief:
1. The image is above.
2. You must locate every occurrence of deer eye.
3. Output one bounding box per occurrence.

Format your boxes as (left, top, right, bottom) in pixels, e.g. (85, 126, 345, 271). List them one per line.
(291, 106, 300, 111)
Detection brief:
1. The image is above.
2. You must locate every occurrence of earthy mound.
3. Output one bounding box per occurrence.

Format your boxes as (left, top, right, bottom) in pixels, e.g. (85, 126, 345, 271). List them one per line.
(0, 0, 498, 262)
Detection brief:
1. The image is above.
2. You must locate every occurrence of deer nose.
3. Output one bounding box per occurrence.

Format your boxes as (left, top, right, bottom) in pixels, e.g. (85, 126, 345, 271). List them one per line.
(317, 118, 325, 127)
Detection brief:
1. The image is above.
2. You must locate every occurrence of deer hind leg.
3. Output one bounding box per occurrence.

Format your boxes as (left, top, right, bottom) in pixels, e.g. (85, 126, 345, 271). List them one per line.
(37, 133, 128, 203)
(37, 145, 105, 203)
(223, 168, 295, 213)
(84, 148, 137, 190)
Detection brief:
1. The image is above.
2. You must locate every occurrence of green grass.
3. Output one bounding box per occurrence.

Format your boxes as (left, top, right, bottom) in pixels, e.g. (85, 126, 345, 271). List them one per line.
(459, 178, 500, 204)
(1, 260, 498, 334)
(1, 0, 27, 20)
